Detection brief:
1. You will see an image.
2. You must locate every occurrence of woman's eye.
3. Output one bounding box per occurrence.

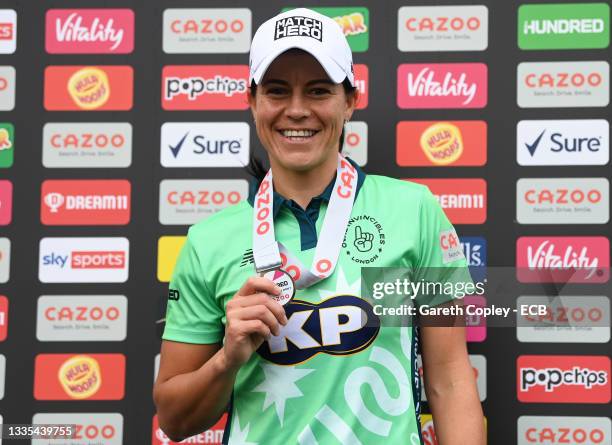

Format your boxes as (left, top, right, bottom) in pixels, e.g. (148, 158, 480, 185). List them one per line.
(311, 88, 330, 95)
(266, 87, 286, 95)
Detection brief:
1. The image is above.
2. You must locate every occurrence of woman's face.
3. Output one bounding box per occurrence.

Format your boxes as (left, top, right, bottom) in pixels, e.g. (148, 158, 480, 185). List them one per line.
(249, 50, 357, 173)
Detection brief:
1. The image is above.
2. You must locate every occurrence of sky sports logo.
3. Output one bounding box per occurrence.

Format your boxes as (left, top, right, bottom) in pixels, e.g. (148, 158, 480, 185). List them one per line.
(160, 122, 249, 167)
(398, 5, 488, 52)
(162, 65, 248, 110)
(516, 296, 610, 344)
(163, 8, 251, 54)
(516, 177, 609, 225)
(159, 179, 248, 225)
(518, 3, 610, 50)
(37, 295, 127, 342)
(45, 9, 135, 54)
(516, 236, 610, 283)
(517, 416, 611, 445)
(43, 122, 132, 168)
(41, 180, 131, 225)
(32, 413, 123, 445)
(0, 9, 16, 54)
(39, 237, 129, 283)
(44, 66, 133, 111)
(408, 178, 487, 224)
(517, 355, 610, 403)
(0, 65, 15, 110)
(397, 120, 487, 167)
(517, 61, 609, 108)
(397, 63, 487, 109)
(517, 119, 609, 166)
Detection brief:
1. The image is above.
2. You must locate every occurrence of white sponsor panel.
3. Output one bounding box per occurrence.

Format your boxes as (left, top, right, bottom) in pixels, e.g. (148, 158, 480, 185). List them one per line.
(39, 237, 129, 283)
(159, 179, 248, 225)
(37, 295, 127, 341)
(398, 5, 488, 51)
(0, 354, 4, 399)
(517, 119, 609, 166)
(517, 178, 609, 224)
(0, 9, 17, 54)
(419, 354, 486, 401)
(0, 238, 9, 283)
(517, 296, 610, 343)
(32, 413, 123, 445)
(342, 121, 367, 166)
(160, 122, 249, 167)
(163, 8, 252, 53)
(517, 61, 609, 108)
(517, 416, 611, 445)
(42, 123, 132, 168)
(155, 353, 160, 382)
(0, 66, 15, 111)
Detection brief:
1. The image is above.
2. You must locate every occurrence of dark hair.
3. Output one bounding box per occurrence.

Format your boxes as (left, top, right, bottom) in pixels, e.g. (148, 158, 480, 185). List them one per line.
(245, 79, 357, 181)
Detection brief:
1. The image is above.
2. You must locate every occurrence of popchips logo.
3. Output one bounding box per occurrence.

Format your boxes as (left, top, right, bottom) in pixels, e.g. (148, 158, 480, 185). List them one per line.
(163, 8, 251, 54)
(398, 63, 487, 109)
(162, 65, 248, 110)
(516, 236, 610, 283)
(34, 353, 125, 400)
(159, 179, 248, 225)
(398, 5, 488, 52)
(46, 9, 134, 53)
(32, 413, 123, 445)
(44, 65, 133, 111)
(517, 355, 610, 403)
(409, 178, 487, 224)
(517, 61, 609, 108)
(0, 10, 16, 54)
(518, 416, 611, 445)
(397, 120, 487, 166)
(39, 237, 129, 283)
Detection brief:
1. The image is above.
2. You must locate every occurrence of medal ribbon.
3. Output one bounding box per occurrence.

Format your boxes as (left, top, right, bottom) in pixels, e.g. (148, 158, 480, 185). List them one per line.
(252, 154, 358, 289)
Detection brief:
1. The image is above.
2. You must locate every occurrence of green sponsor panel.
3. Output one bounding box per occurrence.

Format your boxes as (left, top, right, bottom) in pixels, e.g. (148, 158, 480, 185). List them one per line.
(282, 7, 369, 51)
(0, 123, 14, 168)
(518, 3, 610, 50)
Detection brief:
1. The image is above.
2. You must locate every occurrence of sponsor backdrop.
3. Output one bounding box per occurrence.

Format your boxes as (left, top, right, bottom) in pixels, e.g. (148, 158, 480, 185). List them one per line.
(0, 0, 610, 444)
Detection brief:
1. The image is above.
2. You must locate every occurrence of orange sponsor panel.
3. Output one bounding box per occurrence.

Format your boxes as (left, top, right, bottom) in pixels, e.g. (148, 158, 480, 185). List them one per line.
(44, 66, 133, 111)
(34, 353, 125, 400)
(397, 120, 487, 166)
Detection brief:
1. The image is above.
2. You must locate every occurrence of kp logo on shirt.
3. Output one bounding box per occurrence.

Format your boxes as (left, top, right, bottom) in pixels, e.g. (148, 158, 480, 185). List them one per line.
(0, 179, 12, 225)
(152, 413, 227, 445)
(397, 121, 487, 166)
(41, 179, 131, 225)
(516, 236, 610, 283)
(517, 61, 609, 108)
(32, 413, 123, 445)
(163, 8, 252, 54)
(161, 122, 249, 167)
(409, 178, 487, 224)
(517, 355, 610, 403)
(44, 66, 133, 111)
(0, 9, 16, 54)
(398, 5, 488, 52)
(162, 65, 248, 110)
(517, 119, 609, 166)
(45, 9, 134, 53)
(397, 63, 487, 109)
(39, 237, 129, 283)
(517, 416, 611, 445)
(34, 354, 125, 400)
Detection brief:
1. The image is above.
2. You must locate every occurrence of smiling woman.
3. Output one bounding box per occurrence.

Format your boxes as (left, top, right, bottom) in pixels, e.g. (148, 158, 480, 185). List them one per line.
(154, 7, 485, 445)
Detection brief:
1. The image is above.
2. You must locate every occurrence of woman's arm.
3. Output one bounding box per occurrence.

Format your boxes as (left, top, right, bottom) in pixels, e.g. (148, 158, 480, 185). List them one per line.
(421, 324, 486, 444)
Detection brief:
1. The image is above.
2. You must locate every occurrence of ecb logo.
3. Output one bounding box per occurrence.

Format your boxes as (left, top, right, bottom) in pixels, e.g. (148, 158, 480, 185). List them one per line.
(257, 295, 379, 365)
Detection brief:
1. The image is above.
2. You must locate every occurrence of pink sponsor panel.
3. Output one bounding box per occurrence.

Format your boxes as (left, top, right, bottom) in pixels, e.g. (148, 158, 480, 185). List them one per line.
(397, 63, 487, 109)
(465, 295, 487, 342)
(516, 236, 610, 283)
(45, 9, 134, 54)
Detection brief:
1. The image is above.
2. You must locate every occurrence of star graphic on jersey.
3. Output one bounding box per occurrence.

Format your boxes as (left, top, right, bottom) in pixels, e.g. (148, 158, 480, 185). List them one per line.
(318, 266, 361, 301)
(228, 412, 258, 445)
(252, 363, 314, 427)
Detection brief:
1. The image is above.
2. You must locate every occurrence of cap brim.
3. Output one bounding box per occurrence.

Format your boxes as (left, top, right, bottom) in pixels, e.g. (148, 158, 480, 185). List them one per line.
(251, 41, 346, 85)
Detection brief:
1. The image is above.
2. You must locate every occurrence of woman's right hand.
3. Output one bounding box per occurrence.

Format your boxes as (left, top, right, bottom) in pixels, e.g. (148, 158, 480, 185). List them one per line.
(222, 276, 288, 371)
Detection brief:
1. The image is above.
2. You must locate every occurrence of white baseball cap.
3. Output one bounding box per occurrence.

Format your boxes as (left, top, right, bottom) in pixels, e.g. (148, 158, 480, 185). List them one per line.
(249, 8, 355, 87)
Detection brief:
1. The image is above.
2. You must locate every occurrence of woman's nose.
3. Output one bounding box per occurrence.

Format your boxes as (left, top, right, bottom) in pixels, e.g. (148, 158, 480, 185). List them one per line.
(284, 92, 311, 120)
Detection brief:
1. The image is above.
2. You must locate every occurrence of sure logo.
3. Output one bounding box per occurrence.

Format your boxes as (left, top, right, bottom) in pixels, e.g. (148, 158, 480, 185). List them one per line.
(257, 295, 379, 366)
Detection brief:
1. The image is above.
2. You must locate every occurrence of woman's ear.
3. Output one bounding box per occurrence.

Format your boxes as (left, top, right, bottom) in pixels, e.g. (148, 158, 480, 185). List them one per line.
(247, 88, 257, 123)
(345, 88, 359, 122)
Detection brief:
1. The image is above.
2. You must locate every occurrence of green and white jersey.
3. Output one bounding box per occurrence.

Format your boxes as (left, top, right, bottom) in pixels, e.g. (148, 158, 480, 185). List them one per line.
(163, 162, 471, 445)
